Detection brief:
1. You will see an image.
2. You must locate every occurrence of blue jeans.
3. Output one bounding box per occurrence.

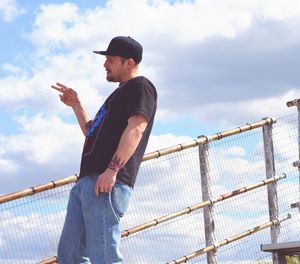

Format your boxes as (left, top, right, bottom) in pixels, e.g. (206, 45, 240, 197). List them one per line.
(58, 175, 132, 264)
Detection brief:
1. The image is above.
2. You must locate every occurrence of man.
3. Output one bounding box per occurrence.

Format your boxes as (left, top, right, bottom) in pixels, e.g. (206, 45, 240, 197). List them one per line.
(51, 36, 157, 263)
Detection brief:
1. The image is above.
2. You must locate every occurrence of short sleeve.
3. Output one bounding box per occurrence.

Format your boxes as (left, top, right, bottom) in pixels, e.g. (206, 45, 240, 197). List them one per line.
(126, 81, 157, 122)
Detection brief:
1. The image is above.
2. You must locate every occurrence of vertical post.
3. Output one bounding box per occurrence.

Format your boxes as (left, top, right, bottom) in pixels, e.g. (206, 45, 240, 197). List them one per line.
(297, 104, 300, 205)
(287, 99, 300, 211)
(297, 102, 300, 212)
(198, 139, 217, 264)
(262, 119, 279, 264)
(297, 104, 300, 210)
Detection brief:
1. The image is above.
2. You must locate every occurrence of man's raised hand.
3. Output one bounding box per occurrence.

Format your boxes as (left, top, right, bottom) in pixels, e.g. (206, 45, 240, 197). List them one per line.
(51, 82, 79, 107)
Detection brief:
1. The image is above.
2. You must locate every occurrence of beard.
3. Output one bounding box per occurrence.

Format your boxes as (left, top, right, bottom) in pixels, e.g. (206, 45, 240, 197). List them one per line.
(106, 70, 118, 82)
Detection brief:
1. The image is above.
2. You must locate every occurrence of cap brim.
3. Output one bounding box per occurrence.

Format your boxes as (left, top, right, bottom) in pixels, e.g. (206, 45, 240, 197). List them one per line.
(93, 51, 106, 55)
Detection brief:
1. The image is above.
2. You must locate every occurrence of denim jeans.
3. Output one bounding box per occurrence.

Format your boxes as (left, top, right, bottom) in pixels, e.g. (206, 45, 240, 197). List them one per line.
(58, 175, 132, 264)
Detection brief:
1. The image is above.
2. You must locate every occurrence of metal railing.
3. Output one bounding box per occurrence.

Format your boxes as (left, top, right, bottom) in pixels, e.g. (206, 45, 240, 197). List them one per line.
(1, 114, 300, 263)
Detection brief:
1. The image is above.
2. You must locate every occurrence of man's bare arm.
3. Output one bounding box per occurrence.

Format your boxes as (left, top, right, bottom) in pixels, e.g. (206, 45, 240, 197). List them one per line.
(94, 114, 148, 195)
(71, 101, 91, 136)
(51, 82, 91, 136)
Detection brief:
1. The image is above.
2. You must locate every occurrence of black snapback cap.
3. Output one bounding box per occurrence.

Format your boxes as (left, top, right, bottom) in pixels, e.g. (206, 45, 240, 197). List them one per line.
(93, 36, 143, 64)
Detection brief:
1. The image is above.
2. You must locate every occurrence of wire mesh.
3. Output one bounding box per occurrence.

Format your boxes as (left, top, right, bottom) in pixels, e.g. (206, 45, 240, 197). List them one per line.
(0, 183, 73, 263)
(0, 113, 299, 263)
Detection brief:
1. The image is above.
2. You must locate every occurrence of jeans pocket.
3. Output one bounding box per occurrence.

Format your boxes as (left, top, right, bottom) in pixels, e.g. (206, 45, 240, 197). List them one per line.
(111, 181, 132, 219)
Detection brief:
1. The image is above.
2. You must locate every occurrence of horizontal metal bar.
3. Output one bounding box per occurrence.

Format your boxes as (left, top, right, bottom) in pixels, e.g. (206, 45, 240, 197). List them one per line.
(168, 214, 291, 264)
(121, 174, 286, 238)
(287, 99, 300, 107)
(37, 256, 58, 264)
(143, 117, 276, 161)
(293, 160, 300, 167)
(0, 117, 276, 205)
(291, 201, 300, 209)
(0, 175, 78, 204)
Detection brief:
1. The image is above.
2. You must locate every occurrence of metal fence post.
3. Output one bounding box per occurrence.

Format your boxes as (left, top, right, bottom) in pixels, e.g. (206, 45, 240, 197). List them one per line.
(262, 118, 279, 264)
(198, 138, 217, 264)
(287, 99, 300, 211)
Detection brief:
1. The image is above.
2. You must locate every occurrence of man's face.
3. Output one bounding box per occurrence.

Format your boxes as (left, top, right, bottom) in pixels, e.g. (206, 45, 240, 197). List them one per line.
(103, 56, 127, 82)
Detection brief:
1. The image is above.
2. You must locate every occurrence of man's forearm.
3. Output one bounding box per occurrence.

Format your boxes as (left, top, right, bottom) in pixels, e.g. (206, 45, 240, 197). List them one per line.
(108, 127, 142, 172)
(108, 115, 147, 172)
(94, 114, 148, 195)
(72, 102, 91, 136)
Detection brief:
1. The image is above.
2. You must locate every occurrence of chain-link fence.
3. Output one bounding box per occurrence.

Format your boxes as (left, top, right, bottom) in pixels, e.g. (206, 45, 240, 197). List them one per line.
(0, 113, 299, 264)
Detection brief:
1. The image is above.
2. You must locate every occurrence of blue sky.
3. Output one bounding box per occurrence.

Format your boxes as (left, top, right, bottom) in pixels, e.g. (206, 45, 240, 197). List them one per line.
(1, 0, 300, 194)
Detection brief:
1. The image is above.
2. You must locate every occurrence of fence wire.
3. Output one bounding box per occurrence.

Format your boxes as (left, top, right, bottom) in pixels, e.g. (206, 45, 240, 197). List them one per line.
(0, 113, 299, 264)
(0, 184, 73, 263)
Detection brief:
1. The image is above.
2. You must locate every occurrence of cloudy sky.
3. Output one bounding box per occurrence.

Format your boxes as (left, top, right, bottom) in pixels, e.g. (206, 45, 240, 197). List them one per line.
(1, 0, 300, 194)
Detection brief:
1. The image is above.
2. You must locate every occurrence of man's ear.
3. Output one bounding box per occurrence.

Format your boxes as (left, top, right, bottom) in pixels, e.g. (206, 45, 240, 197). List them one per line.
(127, 58, 136, 67)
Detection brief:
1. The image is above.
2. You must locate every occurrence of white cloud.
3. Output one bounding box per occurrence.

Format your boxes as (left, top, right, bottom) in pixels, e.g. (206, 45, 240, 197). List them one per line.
(29, 3, 80, 50)
(0, 114, 83, 192)
(1, 63, 22, 75)
(0, 0, 300, 128)
(146, 133, 192, 152)
(0, 0, 25, 22)
(0, 208, 66, 263)
(2, 0, 297, 127)
(27, 0, 300, 48)
(190, 90, 298, 129)
(11, 114, 81, 164)
(256, 0, 300, 20)
(0, 157, 18, 176)
(0, 75, 35, 107)
(0, 49, 106, 116)
(222, 145, 245, 157)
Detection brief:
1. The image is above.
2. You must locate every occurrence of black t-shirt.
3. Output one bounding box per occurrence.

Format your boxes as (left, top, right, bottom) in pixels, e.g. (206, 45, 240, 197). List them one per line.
(79, 76, 157, 187)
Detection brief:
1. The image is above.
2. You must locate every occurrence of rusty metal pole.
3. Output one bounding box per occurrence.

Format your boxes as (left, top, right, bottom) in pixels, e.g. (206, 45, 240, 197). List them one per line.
(262, 118, 279, 264)
(287, 99, 300, 212)
(198, 137, 217, 264)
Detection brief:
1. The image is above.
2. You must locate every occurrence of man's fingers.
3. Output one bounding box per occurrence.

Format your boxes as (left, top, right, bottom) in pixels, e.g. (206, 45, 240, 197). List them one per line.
(51, 85, 61, 91)
(94, 183, 111, 196)
(94, 181, 104, 196)
(94, 184, 100, 196)
(51, 83, 68, 93)
(51, 85, 65, 93)
(56, 82, 65, 87)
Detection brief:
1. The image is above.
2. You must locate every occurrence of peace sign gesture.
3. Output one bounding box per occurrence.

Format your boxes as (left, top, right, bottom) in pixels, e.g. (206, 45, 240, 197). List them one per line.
(51, 82, 79, 107)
